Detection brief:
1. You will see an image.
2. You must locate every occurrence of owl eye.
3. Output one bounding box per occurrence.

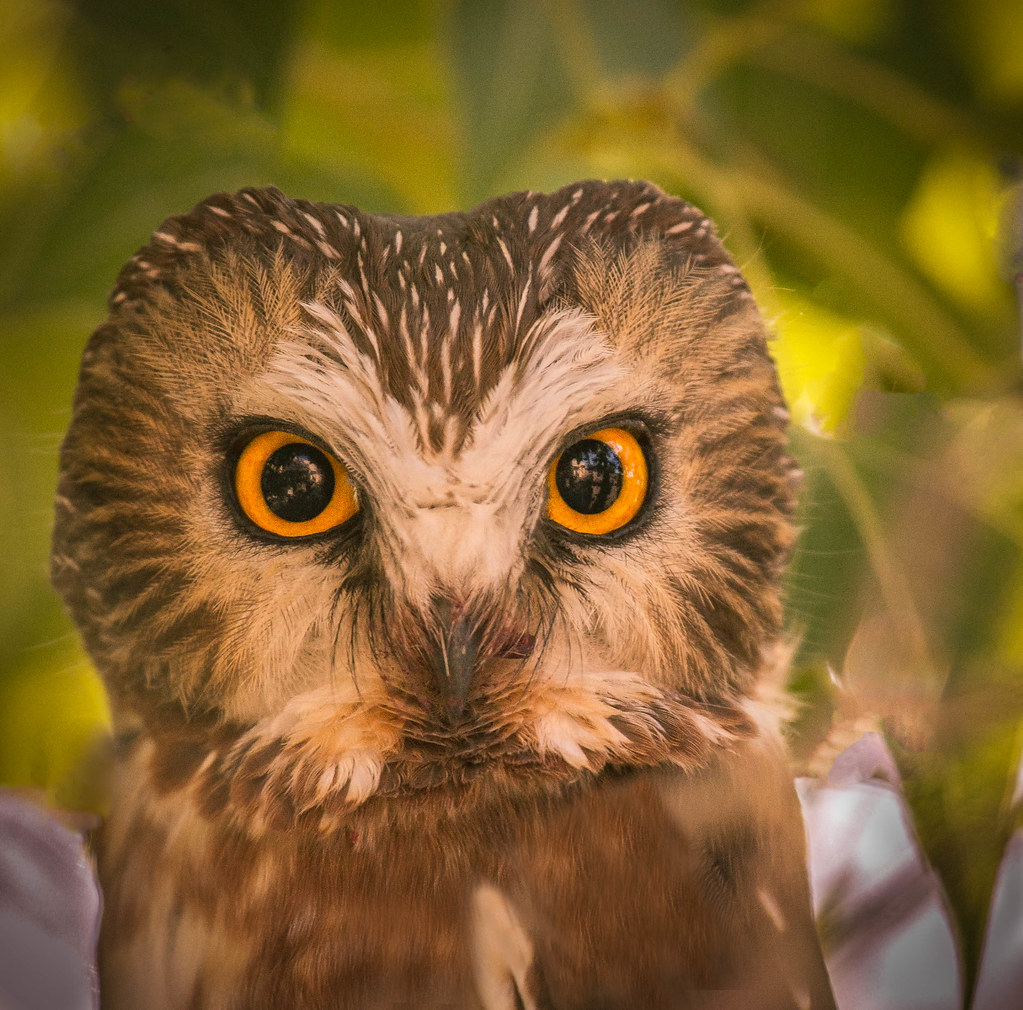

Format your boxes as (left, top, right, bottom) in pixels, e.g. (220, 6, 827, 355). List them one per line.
(546, 427, 649, 535)
(234, 431, 358, 537)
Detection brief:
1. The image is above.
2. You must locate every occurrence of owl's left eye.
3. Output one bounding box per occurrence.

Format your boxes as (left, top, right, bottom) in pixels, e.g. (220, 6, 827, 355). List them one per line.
(233, 430, 358, 537)
(547, 427, 649, 535)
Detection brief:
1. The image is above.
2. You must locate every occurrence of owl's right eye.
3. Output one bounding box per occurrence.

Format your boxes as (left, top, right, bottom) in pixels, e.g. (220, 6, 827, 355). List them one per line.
(547, 426, 649, 535)
(233, 431, 358, 537)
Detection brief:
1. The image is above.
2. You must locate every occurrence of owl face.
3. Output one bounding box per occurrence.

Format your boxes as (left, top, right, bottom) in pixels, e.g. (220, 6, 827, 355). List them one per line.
(52, 181, 794, 782)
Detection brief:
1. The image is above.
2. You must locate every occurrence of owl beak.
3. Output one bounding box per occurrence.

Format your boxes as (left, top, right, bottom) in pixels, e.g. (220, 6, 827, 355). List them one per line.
(429, 598, 479, 720)
(425, 597, 537, 721)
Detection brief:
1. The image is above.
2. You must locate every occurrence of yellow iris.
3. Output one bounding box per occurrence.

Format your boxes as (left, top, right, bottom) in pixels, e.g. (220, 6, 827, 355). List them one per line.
(234, 430, 358, 537)
(547, 427, 648, 535)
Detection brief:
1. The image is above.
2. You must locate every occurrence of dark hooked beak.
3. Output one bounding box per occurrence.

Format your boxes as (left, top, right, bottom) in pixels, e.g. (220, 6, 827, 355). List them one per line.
(430, 598, 479, 721)
(428, 597, 535, 721)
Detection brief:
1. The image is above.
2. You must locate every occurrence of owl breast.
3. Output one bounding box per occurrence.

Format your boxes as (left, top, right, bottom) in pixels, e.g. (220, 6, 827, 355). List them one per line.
(99, 725, 826, 1010)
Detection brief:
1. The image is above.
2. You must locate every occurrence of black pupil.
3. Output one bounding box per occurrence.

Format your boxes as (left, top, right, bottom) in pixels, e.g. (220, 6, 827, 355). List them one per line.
(555, 439, 623, 515)
(261, 443, 335, 523)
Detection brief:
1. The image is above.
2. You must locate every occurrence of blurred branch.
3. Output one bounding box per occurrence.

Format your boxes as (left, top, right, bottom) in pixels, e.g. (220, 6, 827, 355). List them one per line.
(663, 9, 786, 118)
(748, 28, 977, 147)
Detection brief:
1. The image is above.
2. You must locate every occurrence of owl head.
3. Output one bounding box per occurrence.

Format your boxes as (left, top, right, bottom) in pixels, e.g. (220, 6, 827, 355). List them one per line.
(51, 181, 796, 804)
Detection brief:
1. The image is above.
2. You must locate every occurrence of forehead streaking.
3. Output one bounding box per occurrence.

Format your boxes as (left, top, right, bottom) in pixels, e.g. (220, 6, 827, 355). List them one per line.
(107, 182, 744, 406)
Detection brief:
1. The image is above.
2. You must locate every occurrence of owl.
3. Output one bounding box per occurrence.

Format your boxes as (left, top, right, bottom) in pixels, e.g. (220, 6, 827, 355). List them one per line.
(51, 180, 835, 1009)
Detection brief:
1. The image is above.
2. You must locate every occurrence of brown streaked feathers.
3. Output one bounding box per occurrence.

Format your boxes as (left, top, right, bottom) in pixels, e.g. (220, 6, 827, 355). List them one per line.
(52, 180, 834, 1008)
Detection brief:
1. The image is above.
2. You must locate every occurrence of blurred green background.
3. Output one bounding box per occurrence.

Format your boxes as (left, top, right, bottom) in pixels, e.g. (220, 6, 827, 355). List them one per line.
(2, 0, 1022, 998)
